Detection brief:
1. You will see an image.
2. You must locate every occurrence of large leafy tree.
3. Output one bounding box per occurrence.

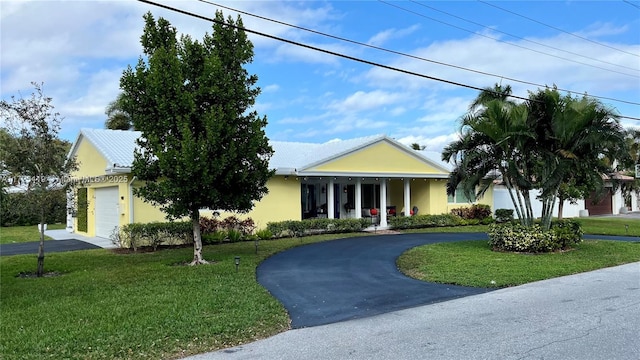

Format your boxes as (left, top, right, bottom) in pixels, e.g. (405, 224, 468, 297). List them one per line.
(0, 82, 78, 276)
(120, 12, 274, 264)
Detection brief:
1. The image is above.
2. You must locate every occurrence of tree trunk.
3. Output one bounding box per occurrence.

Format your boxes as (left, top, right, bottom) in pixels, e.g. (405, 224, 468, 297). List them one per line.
(557, 196, 565, 220)
(36, 220, 45, 277)
(190, 210, 208, 265)
(503, 178, 524, 223)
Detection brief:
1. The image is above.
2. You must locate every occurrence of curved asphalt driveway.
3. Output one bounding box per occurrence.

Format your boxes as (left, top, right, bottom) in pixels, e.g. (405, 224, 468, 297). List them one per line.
(257, 232, 493, 328)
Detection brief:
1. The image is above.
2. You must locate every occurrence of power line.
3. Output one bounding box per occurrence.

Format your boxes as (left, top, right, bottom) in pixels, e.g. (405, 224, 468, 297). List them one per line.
(408, 0, 639, 73)
(623, 0, 640, 10)
(478, 0, 640, 58)
(201, 0, 640, 107)
(136, 0, 640, 122)
(379, 0, 639, 79)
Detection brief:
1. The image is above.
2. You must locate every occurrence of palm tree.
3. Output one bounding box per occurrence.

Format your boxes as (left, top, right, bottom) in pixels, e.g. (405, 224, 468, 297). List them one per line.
(527, 88, 628, 228)
(443, 97, 536, 226)
(445, 84, 628, 229)
(104, 92, 132, 130)
(468, 83, 514, 113)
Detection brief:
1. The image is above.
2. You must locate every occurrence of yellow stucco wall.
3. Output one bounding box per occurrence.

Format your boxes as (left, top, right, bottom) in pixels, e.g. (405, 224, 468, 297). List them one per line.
(71, 137, 108, 178)
(201, 176, 301, 229)
(131, 181, 170, 224)
(308, 141, 447, 175)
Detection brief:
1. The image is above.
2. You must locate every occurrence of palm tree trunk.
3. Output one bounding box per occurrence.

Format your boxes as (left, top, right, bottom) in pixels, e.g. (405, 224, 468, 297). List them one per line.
(503, 177, 524, 223)
(557, 195, 565, 220)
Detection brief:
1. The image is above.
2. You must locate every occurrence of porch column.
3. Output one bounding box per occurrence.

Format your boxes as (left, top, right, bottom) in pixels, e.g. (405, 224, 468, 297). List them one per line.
(380, 179, 388, 227)
(404, 178, 411, 217)
(355, 178, 362, 219)
(328, 178, 335, 219)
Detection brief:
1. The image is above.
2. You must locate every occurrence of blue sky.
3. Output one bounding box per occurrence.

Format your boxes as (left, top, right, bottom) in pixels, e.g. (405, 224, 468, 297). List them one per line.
(2, 1, 639, 152)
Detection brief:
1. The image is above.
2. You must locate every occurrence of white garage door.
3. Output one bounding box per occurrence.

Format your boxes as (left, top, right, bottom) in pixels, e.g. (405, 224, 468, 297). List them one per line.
(95, 187, 120, 239)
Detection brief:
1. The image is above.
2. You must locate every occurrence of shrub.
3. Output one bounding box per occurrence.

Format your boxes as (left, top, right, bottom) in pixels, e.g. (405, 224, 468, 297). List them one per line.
(450, 204, 492, 220)
(388, 214, 463, 229)
(255, 228, 273, 240)
(488, 220, 583, 253)
(494, 209, 514, 223)
(199, 215, 256, 236)
(202, 230, 227, 245)
(199, 217, 222, 233)
(550, 219, 583, 248)
(266, 218, 370, 238)
(227, 228, 242, 242)
(120, 221, 193, 250)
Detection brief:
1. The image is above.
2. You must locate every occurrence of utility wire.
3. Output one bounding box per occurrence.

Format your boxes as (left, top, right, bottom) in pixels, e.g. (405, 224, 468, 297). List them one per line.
(623, 0, 640, 10)
(408, 0, 639, 73)
(478, 0, 640, 58)
(136, 0, 640, 121)
(379, 0, 639, 79)
(201, 0, 640, 107)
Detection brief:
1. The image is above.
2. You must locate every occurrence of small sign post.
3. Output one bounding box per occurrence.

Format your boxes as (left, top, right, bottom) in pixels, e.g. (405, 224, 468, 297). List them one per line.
(636, 164, 640, 179)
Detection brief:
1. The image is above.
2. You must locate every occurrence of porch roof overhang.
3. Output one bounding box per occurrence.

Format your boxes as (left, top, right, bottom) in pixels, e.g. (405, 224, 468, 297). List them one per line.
(294, 170, 449, 179)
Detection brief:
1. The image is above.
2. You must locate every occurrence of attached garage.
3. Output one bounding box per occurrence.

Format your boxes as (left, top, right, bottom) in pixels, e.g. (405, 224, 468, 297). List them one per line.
(585, 189, 613, 216)
(94, 187, 120, 238)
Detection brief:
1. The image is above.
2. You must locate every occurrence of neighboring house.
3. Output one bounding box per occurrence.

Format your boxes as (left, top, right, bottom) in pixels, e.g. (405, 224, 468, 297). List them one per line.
(67, 129, 493, 239)
(493, 174, 639, 218)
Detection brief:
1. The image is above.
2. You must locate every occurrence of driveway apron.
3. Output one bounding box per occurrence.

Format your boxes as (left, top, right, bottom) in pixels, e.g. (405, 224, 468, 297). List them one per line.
(257, 232, 493, 328)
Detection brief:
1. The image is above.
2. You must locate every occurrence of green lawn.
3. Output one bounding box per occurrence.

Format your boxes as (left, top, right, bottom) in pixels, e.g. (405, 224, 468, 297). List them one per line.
(398, 239, 640, 288)
(0, 223, 66, 244)
(574, 217, 640, 237)
(0, 233, 367, 360)
(2, 219, 638, 359)
(397, 217, 640, 288)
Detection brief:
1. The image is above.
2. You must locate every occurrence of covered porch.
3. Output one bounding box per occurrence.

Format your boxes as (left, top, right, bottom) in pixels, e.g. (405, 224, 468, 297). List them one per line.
(298, 175, 447, 227)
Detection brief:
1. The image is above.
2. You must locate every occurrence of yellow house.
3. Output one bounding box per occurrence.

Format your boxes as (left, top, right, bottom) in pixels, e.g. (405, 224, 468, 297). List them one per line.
(67, 129, 492, 238)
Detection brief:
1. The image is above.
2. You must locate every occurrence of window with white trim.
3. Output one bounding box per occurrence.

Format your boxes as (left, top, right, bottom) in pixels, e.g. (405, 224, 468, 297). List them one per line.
(447, 186, 475, 204)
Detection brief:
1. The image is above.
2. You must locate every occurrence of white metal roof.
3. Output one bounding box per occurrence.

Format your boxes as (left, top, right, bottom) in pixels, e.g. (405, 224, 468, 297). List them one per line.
(69, 128, 141, 171)
(69, 129, 452, 176)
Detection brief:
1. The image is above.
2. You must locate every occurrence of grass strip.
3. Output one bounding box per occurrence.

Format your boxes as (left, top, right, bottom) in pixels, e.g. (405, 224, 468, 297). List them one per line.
(398, 239, 640, 288)
(0, 224, 66, 244)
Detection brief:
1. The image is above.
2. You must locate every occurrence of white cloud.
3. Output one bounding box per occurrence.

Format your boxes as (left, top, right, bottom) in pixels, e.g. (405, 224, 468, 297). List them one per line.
(263, 84, 280, 93)
(396, 132, 460, 154)
(327, 90, 405, 113)
(367, 24, 420, 46)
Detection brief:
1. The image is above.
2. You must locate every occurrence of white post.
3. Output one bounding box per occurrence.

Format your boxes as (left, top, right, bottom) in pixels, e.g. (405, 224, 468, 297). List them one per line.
(355, 178, 362, 219)
(66, 189, 74, 232)
(380, 179, 388, 227)
(328, 178, 335, 219)
(404, 178, 411, 217)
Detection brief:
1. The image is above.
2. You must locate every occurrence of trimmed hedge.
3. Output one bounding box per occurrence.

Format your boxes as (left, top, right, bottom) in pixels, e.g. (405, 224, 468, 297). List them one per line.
(488, 219, 583, 253)
(494, 208, 514, 223)
(118, 222, 193, 251)
(389, 214, 463, 229)
(266, 218, 371, 238)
